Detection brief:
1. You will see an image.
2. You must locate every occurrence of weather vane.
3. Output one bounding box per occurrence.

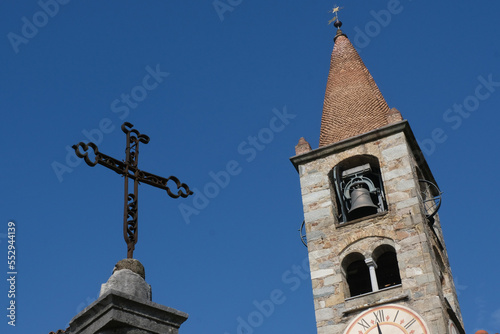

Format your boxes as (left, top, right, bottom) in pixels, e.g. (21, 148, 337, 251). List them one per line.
(72, 122, 193, 259)
(328, 5, 344, 26)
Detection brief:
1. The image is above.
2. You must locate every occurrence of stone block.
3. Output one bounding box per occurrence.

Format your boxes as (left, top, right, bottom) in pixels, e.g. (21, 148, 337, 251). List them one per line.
(325, 291, 344, 307)
(405, 267, 423, 278)
(315, 307, 334, 321)
(383, 165, 412, 181)
(382, 144, 408, 161)
(309, 249, 331, 261)
(387, 191, 410, 203)
(100, 269, 151, 301)
(298, 165, 306, 176)
(318, 261, 335, 269)
(305, 208, 331, 222)
(307, 230, 326, 243)
(415, 273, 435, 286)
(301, 172, 326, 188)
(69, 289, 188, 334)
(318, 324, 344, 334)
(311, 269, 334, 279)
(313, 285, 335, 297)
(324, 275, 342, 286)
(302, 189, 331, 206)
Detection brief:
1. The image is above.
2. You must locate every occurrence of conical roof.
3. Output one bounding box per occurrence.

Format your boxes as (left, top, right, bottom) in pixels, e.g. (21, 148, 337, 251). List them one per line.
(319, 28, 398, 147)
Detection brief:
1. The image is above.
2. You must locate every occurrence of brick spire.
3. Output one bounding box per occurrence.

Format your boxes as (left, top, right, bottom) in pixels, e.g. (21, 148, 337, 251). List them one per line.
(319, 27, 399, 147)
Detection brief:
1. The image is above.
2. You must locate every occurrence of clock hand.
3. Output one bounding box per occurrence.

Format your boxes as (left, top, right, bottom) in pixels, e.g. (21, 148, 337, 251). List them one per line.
(377, 323, 383, 334)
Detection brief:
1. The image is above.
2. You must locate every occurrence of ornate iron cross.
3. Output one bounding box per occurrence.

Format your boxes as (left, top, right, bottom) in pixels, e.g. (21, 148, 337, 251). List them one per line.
(72, 122, 193, 259)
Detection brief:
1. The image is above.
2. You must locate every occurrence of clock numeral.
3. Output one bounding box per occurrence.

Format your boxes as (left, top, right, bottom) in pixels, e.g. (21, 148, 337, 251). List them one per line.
(393, 310, 400, 322)
(373, 309, 385, 323)
(357, 318, 371, 331)
(347, 306, 427, 334)
(404, 318, 417, 330)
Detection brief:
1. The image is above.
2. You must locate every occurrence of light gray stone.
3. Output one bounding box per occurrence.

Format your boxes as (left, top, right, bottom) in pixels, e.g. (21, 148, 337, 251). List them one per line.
(301, 172, 326, 188)
(309, 249, 332, 260)
(318, 324, 345, 334)
(396, 178, 416, 191)
(382, 144, 408, 161)
(307, 230, 326, 242)
(383, 165, 412, 181)
(98, 329, 153, 334)
(69, 289, 188, 334)
(318, 261, 335, 269)
(305, 208, 331, 222)
(315, 307, 334, 321)
(387, 191, 410, 203)
(406, 267, 423, 278)
(324, 275, 342, 286)
(311, 269, 334, 279)
(302, 189, 331, 206)
(313, 286, 335, 297)
(100, 269, 152, 301)
(396, 197, 419, 210)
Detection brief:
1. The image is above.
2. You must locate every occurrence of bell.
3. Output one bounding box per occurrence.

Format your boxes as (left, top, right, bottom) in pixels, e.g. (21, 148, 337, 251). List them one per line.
(348, 188, 378, 218)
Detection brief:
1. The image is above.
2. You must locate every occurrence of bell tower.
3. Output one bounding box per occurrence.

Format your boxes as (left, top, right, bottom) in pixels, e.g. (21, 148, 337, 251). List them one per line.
(291, 18, 465, 334)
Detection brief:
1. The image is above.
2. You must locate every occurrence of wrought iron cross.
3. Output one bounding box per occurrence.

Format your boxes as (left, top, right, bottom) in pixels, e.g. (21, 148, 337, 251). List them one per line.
(72, 122, 193, 259)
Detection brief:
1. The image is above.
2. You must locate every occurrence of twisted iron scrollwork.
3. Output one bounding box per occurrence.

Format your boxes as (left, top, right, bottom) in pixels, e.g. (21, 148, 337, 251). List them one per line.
(137, 170, 193, 198)
(125, 194, 138, 256)
(73, 142, 126, 174)
(122, 122, 150, 168)
(122, 122, 150, 144)
(72, 122, 193, 259)
(72, 142, 99, 167)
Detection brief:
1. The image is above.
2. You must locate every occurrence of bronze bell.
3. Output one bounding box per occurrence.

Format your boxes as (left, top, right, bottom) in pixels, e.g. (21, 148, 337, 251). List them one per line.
(348, 187, 378, 218)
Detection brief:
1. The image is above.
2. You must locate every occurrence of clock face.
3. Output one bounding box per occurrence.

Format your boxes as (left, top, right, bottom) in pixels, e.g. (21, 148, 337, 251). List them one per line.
(343, 304, 430, 334)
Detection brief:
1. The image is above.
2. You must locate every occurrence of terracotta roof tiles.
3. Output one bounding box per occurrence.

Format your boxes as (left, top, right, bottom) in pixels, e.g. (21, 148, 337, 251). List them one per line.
(319, 29, 399, 147)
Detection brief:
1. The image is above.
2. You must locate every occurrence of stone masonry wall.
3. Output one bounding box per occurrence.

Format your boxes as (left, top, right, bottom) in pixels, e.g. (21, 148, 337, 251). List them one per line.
(298, 131, 452, 334)
(408, 144, 463, 326)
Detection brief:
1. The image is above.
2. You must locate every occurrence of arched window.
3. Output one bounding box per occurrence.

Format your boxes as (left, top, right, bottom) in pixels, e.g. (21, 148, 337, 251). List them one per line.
(331, 155, 387, 224)
(343, 253, 371, 297)
(373, 245, 401, 290)
(342, 245, 401, 299)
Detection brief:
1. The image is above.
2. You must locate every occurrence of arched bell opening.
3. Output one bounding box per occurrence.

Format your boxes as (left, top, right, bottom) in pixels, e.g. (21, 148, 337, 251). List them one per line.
(342, 252, 372, 297)
(372, 245, 402, 290)
(331, 155, 387, 223)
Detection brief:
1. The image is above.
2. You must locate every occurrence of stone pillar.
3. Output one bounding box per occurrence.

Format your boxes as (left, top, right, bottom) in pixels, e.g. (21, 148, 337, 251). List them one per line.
(68, 259, 188, 334)
(365, 258, 379, 292)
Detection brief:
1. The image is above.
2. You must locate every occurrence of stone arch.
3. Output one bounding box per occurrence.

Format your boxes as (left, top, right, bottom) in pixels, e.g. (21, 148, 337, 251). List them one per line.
(372, 244, 402, 289)
(339, 237, 400, 297)
(338, 236, 396, 259)
(341, 252, 371, 297)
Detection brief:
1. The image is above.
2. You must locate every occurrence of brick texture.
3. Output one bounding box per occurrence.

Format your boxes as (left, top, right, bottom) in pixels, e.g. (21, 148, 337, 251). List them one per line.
(319, 31, 392, 147)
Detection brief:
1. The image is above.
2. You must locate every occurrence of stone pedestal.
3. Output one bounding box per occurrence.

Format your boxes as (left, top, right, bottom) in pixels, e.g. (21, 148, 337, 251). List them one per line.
(68, 259, 188, 334)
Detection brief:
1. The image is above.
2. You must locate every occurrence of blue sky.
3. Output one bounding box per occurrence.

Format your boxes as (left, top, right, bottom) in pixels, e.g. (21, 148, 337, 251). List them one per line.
(1, 1, 499, 333)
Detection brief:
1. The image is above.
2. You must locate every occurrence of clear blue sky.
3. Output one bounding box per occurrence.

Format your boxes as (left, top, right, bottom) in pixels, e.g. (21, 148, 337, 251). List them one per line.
(1, 1, 499, 333)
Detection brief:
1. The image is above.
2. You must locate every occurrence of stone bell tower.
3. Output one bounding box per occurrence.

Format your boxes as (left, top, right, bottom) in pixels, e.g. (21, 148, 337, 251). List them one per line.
(291, 20, 465, 334)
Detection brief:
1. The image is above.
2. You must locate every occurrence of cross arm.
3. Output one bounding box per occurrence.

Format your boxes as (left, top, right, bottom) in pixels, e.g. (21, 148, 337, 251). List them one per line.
(72, 142, 127, 175)
(136, 169, 193, 199)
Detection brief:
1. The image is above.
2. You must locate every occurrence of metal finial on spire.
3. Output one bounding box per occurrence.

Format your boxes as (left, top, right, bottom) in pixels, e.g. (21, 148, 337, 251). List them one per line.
(328, 5, 344, 27)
